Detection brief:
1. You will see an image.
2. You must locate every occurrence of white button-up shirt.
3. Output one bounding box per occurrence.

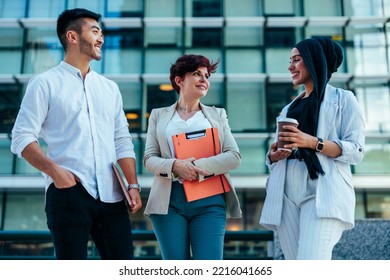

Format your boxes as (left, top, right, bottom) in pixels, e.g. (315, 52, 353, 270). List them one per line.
(11, 61, 136, 202)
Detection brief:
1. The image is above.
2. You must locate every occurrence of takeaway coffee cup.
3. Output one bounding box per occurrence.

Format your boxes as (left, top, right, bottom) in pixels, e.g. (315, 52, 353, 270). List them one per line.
(277, 117, 299, 151)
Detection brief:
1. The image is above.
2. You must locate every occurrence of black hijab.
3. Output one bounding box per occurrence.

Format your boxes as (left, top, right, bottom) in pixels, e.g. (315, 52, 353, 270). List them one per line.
(287, 36, 343, 180)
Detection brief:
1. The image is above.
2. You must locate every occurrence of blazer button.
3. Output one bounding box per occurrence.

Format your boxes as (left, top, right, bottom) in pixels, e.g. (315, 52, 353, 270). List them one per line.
(159, 173, 168, 177)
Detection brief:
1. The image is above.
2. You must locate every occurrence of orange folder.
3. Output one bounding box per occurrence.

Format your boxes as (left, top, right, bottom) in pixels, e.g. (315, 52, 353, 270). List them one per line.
(172, 127, 231, 202)
(112, 162, 133, 208)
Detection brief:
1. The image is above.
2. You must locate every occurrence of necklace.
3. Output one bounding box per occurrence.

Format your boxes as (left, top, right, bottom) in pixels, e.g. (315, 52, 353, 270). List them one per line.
(177, 106, 200, 115)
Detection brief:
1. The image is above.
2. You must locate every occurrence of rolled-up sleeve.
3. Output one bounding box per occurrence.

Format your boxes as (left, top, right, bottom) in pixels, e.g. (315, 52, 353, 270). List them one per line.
(11, 77, 48, 158)
(333, 90, 365, 165)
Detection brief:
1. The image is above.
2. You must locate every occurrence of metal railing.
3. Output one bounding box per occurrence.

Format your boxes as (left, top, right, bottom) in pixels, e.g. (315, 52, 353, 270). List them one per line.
(0, 230, 274, 260)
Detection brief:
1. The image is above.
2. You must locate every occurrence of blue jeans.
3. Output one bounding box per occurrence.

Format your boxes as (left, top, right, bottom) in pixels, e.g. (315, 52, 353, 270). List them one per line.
(150, 181, 227, 260)
(45, 182, 133, 259)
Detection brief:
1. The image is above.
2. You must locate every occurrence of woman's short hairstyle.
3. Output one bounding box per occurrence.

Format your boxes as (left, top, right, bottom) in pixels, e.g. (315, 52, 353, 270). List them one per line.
(169, 54, 219, 94)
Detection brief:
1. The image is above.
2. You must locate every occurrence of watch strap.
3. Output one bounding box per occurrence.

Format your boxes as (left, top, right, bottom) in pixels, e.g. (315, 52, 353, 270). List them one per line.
(128, 183, 141, 192)
(316, 137, 324, 152)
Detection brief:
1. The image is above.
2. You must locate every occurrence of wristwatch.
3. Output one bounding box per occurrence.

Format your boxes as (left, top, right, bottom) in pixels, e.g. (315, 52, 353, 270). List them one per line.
(315, 137, 324, 152)
(127, 183, 141, 192)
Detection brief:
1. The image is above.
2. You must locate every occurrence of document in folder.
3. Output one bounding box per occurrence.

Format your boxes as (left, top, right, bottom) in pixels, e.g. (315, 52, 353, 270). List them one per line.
(172, 127, 231, 202)
(112, 162, 133, 208)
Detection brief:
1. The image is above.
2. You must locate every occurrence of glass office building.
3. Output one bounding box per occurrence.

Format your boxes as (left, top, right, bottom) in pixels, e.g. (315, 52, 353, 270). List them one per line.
(1, 0, 390, 236)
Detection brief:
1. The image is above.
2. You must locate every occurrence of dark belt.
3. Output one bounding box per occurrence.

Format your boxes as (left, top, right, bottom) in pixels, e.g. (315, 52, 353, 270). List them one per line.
(287, 149, 304, 161)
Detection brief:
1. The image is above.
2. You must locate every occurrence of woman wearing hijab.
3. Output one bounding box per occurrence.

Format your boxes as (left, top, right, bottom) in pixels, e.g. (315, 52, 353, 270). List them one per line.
(260, 37, 365, 259)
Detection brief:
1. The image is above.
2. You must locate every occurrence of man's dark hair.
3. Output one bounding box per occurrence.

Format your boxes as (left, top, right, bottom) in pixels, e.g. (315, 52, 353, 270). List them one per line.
(56, 8, 102, 50)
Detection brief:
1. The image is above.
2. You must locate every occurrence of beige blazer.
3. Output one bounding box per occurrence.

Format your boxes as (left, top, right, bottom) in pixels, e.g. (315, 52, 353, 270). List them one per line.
(143, 102, 242, 218)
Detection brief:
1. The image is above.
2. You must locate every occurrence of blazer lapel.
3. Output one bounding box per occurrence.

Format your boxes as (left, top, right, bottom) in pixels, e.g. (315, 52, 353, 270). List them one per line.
(200, 104, 224, 142)
(318, 85, 338, 139)
(157, 102, 177, 158)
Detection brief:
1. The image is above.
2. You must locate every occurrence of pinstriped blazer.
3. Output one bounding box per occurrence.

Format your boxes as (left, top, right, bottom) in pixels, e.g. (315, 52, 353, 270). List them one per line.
(260, 84, 365, 230)
(143, 102, 242, 218)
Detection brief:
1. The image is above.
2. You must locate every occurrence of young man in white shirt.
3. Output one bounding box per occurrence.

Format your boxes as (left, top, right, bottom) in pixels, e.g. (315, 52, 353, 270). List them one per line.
(11, 8, 141, 259)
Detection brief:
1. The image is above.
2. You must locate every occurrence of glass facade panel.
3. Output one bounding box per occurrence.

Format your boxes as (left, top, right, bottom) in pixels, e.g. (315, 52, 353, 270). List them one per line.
(225, 27, 263, 47)
(23, 49, 62, 74)
(346, 46, 388, 76)
(119, 82, 142, 132)
(145, 27, 182, 47)
(305, 28, 344, 42)
(233, 138, 268, 174)
(266, 83, 297, 131)
(106, 0, 144, 17)
(241, 190, 267, 230)
(188, 0, 222, 17)
(227, 82, 266, 132)
(145, 0, 182, 17)
(346, 25, 389, 75)
(355, 192, 365, 219)
(27, 0, 65, 18)
(366, 192, 390, 218)
(385, 0, 390, 16)
(343, 0, 384, 16)
(226, 49, 262, 73)
(355, 86, 390, 133)
(225, 0, 262, 16)
(3, 193, 46, 230)
(0, 51, 22, 74)
(104, 28, 143, 49)
(0, 193, 2, 228)
(264, 0, 294, 15)
(145, 49, 182, 73)
(0, 28, 24, 47)
(304, 0, 341, 16)
(354, 141, 390, 174)
(0, 138, 13, 174)
(24, 28, 61, 74)
(67, 0, 104, 14)
(0, 86, 20, 134)
(265, 48, 291, 73)
(0, 0, 26, 17)
(89, 59, 103, 74)
(202, 81, 224, 107)
(104, 49, 142, 74)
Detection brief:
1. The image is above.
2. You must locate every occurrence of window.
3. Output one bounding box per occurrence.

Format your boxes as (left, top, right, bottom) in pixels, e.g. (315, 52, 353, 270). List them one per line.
(227, 82, 266, 131)
(106, 0, 144, 17)
(192, 0, 221, 17)
(27, 0, 64, 18)
(118, 82, 142, 132)
(266, 83, 297, 132)
(0, 0, 26, 17)
(264, 27, 295, 47)
(0, 138, 13, 174)
(24, 28, 61, 74)
(191, 0, 222, 47)
(0, 84, 21, 133)
(104, 28, 143, 48)
(192, 28, 222, 47)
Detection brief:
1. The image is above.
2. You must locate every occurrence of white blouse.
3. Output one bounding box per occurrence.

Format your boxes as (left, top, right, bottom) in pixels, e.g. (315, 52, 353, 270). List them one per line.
(165, 110, 212, 158)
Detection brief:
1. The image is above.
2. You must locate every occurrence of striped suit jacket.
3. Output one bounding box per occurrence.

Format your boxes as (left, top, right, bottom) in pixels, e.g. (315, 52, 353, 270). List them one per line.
(260, 84, 365, 230)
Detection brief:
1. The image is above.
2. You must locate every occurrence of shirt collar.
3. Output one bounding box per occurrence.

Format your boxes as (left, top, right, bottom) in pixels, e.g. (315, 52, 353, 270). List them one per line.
(59, 61, 93, 78)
